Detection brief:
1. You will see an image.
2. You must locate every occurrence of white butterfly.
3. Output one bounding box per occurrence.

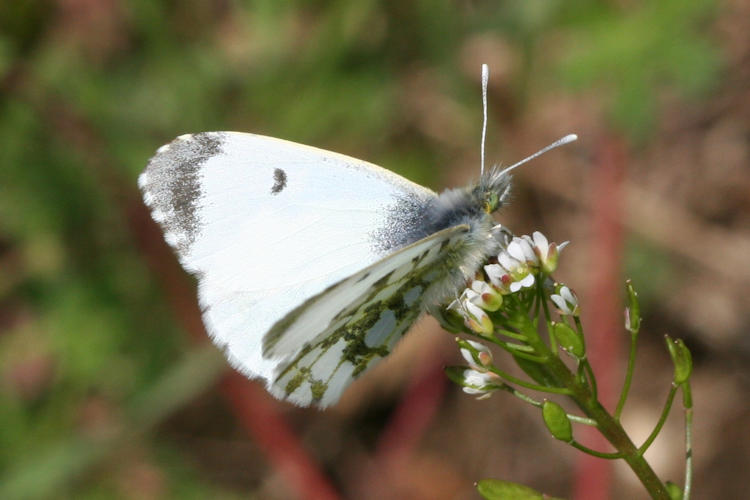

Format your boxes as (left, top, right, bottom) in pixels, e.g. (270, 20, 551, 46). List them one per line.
(139, 130, 575, 407)
(139, 68, 576, 407)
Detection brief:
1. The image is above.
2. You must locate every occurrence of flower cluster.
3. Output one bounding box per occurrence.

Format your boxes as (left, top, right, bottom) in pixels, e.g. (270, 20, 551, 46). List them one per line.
(447, 231, 568, 335)
(485, 231, 568, 293)
(439, 223, 694, 499)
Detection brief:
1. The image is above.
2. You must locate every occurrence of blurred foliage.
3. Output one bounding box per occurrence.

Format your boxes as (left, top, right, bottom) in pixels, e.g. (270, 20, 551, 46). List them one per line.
(0, 0, 721, 498)
(555, 0, 720, 143)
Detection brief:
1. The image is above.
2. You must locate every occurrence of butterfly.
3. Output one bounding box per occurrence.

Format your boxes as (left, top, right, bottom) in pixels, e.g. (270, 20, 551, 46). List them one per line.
(138, 130, 575, 407)
(139, 67, 576, 407)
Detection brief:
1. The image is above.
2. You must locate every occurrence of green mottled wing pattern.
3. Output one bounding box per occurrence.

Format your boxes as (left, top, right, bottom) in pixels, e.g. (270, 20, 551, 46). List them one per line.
(265, 225, 471, 407)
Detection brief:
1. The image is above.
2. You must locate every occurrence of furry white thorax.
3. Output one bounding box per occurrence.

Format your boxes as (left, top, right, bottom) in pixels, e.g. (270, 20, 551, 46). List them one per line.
(419, 167, 513, 309)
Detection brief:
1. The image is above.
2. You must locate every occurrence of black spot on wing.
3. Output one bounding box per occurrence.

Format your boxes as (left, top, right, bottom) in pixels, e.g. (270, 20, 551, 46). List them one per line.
(271, 168, 287, 195)
(139, 132, 225, 253)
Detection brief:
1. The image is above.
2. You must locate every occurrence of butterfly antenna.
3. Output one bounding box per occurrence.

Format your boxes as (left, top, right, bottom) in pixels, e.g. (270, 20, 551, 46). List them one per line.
(497, 134, 578, 177)
(480, 64, 489, 176)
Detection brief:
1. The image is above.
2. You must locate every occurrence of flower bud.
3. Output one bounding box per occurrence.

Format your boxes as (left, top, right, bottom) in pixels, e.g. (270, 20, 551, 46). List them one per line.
(625, 280, 641, 333)
(464, 300, 494, 336)
(540, 241, 560, 274)
(665, 335, 692, 384)
(550, 285, 580, 316)
(470, 280, 503, 311)
(459, 339, 493, 368)
(462, 368, 500, 398)
(445, 366, 500, 399)
(447, 293, 495, 336)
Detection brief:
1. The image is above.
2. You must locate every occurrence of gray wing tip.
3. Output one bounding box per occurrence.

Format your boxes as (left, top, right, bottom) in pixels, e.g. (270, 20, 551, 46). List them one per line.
(138, 131, 228, 257)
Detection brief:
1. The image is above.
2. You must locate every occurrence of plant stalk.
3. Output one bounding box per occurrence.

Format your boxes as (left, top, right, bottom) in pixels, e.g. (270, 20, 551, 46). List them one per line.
(521, 320, 671, 500)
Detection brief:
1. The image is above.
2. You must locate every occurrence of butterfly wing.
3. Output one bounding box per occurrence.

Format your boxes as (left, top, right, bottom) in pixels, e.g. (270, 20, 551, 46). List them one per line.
(265, 225, 471, 407)
(139, 132, 437, 390)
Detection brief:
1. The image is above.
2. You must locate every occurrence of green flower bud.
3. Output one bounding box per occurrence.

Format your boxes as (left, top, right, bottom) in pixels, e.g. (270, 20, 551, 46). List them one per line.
(470, 280, 504, 311)
(665, 335, 692, 384)
(625, 280, 641, 333)
(542, 400, 573, 442)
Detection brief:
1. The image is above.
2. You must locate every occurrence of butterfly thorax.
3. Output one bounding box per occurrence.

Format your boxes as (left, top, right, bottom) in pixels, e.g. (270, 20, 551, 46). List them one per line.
(420, 169, 511, 306)
(371, 168, 512, 310)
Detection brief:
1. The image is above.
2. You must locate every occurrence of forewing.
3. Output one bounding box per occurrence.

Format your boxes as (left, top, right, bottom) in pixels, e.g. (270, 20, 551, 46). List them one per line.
(138, 132, 437, 382)
(265, 225, 471, 407)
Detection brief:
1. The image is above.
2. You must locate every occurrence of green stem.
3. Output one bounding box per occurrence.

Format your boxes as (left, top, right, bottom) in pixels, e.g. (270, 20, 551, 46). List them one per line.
(615, 331, 639, 421)
(573, 316, 587, 351)
(576, 362, 586, 385)
(487, 366, 573, 395)
(497, 342, 548, 363)
(493, 328, 528, 342)
(538, 279, 558, 353)
(582, 359, 598, 399)
(499, 386, 597, 426)
(638, 385, 678, 455)
(683, 383, 693, 500)
(570, 440, 625, 459)
(516, 316, 671, 499)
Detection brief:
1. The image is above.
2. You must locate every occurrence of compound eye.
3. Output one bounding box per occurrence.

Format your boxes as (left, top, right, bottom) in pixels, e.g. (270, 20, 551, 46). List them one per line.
(484, 193, 499, 213)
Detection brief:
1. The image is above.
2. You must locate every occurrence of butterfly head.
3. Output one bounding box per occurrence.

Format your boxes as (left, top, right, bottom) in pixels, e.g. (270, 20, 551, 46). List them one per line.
(474, 168, 512, 215)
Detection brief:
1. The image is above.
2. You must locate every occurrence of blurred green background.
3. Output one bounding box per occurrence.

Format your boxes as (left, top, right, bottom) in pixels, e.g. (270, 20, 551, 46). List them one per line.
(2, 0, 749, 498)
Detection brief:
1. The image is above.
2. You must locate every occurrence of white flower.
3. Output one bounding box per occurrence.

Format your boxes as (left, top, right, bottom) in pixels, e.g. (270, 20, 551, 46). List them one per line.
(483, 231, 570, 294)
(470, 280, 493, 295)
(462, 368, 499, 398)
(484, 263, 510, 289)
(507, 237, 538, 265)
(462, 288, 483, 306)
(524, 231, 568, 274)
(497, 251, 522, 274)
(460, 340, 493, 368)
(550, 286, 580, 316)
(447, 292, 494, 335)
(496, 249, 535, 292)
(509, 274, 535, 292)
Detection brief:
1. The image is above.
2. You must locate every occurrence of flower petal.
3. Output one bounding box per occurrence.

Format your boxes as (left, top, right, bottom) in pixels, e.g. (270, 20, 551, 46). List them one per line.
(533, 231, 549, 252)
(550, 294, 570, 314)
(507, 240, 526, 262)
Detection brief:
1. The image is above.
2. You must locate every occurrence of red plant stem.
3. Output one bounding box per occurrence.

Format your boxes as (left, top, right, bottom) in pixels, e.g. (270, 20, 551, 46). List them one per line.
(221, 374, 340, 500)
(376, 349, 446, 464)
(573, 133, 626, 500)
(349, 341, 446, 498)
